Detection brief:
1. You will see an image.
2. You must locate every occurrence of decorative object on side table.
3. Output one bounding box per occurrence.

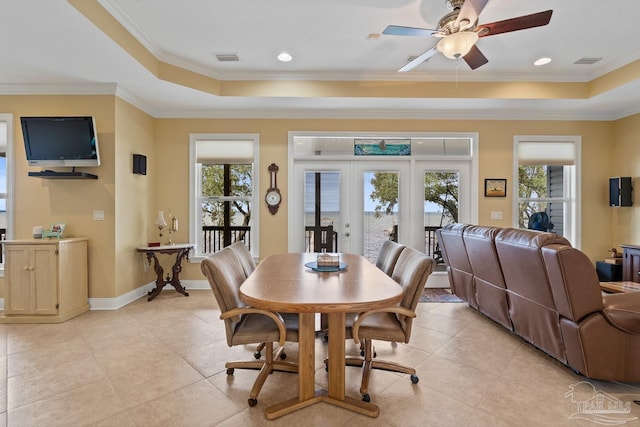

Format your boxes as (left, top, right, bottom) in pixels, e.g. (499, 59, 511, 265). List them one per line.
(32, 226, 44, 239)
(154, 210, 178, 245)
(42, 222, 65, 239)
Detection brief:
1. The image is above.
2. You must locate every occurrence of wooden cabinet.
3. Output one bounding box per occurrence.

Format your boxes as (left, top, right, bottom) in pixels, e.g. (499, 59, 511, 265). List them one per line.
(621, 244, 640, 283)
(2, 238, 89, 323)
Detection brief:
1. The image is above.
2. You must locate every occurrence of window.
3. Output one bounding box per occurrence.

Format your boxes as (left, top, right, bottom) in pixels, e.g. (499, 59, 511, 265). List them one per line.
(189, 134, 259, 260)
(0, 114, 13, 273)
(514, 136, 581, 247)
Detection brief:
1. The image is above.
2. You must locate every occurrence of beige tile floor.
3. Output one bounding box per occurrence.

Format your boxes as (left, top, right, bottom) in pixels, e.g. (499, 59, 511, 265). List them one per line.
(0, 290, 639, 426)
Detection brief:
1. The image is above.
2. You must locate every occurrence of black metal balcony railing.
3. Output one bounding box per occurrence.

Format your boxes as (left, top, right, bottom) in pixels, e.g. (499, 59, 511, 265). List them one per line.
(199, 224, 443, 265)
(424, 226, 443, 262)
(304, 225, 338, 253)
(388, 224, 443, 263)
(0, 228, 5, 263)
(202, 225, 251, 254)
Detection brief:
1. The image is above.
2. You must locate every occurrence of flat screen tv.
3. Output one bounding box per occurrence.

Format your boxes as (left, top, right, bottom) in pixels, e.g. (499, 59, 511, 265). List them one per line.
(20, 116, 100, 167)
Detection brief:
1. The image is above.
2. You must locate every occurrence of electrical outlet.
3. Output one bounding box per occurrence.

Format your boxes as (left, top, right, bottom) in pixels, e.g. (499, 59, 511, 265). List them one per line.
(93, 210, 105, 221)
(490, 211, 503, 220)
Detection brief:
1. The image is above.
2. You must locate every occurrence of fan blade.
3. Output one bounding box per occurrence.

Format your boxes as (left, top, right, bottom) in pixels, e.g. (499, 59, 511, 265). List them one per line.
(477, 10, 553, 37)
(463, 45, 488, 70)
(383, 25, 438, 37)
(398, 46, 438, 72)
(456, 0, 489, 29)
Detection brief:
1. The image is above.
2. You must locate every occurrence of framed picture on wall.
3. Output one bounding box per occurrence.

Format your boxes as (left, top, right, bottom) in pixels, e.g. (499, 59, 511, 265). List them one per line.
(485, 179, 507, 197)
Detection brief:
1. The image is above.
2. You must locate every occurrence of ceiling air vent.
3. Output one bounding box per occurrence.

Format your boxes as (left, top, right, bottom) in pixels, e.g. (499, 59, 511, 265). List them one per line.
(573, 57, 602, 65)
(214, 53, 239, 62)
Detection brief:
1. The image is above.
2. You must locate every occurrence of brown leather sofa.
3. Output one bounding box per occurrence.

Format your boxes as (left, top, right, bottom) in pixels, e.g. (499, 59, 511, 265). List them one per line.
(436, 223, 640, 382)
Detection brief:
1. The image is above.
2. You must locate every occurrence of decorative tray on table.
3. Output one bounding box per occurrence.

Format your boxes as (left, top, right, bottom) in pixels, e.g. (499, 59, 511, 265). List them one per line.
(305, 253, 348, 272)
(304, 261, 348, 272)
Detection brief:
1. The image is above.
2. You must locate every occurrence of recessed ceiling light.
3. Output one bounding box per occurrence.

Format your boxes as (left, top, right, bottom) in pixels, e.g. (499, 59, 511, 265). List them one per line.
(534, 57, 552, 66)
(277, 52, 293, 62)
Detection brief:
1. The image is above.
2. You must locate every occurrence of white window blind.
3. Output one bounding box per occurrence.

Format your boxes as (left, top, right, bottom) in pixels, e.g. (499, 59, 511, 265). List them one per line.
(518, 141, 575, 165)
(196, 139, 253, 164)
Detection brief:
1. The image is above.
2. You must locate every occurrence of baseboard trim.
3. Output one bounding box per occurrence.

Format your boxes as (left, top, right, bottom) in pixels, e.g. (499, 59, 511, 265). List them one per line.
(88, 280, 210, 310)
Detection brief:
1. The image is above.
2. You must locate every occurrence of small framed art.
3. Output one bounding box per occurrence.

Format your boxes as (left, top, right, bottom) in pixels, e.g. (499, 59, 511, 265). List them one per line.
(484, 179, 507, 197)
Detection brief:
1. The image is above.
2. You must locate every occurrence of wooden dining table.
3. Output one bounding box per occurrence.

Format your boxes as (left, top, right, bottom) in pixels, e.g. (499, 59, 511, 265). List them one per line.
(239, 252, 403, 420)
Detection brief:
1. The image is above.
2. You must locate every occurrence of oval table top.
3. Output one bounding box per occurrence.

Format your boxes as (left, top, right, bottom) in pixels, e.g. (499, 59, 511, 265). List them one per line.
(239, 252, 403, 313)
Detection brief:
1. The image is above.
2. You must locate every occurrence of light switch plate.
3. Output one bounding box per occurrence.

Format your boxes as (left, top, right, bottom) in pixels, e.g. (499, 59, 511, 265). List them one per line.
(490, 211, 503, 220)
(93, 210, 105, 221)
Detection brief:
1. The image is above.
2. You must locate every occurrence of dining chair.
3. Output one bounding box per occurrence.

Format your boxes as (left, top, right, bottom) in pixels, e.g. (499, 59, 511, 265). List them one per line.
(226, 241, 266, 358)
(227, 241, 256, 277)
(375, 239, 406, 276)
(348, 247, 435, 402)
(201, 247, 298, 407)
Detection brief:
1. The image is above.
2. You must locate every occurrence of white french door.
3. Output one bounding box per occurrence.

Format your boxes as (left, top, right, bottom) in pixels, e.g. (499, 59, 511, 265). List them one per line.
(289, 132, 478, 260)
(352, 161, 410, 261)
(291, 161, 352, 253)
(290, 159, 473, 259)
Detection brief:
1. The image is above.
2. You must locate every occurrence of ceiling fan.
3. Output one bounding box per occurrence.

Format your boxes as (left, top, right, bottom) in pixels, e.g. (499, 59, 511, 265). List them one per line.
(384, 0, 553, 72)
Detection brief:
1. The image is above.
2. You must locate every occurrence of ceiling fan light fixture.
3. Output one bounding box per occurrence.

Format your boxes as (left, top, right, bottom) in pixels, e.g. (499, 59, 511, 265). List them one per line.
(534, 57, 552, 66)
(277, 52, 293, 62)
(437, 31, 478, 59)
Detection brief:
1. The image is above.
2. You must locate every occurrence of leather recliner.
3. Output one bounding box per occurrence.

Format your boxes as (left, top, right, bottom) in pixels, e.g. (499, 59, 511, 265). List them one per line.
(437, 223, 640, 382)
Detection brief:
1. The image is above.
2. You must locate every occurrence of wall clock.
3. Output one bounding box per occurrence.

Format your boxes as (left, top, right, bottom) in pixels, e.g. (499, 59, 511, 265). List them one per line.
(265, 163, 281, 215)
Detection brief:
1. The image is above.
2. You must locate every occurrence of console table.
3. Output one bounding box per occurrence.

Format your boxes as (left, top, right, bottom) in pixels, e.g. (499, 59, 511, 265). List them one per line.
(137, 244, 194, 301)
(621, 244, 640, 283)
(600, 281, 640, 293)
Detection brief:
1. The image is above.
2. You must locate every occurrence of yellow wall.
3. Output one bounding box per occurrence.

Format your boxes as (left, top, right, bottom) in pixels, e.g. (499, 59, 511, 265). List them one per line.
(0, 95, 116, 298)
(612, 112, 640, 247)
(155, 117, 616, 281)
(1, 94, 636, 299)
(114, 98, 156, 297)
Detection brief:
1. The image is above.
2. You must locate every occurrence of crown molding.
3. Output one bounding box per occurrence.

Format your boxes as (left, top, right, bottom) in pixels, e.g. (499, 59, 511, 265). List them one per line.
(0, 83, 117, 95)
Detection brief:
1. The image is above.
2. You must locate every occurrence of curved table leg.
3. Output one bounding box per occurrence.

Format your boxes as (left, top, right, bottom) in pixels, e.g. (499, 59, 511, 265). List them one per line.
(168, 247, 190, 297)
(146, 247, 191, 301)
(146, 252, 166, 301)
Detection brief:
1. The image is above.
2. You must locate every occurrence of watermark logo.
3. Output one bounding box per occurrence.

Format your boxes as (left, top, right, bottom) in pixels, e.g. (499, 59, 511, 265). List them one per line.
(565, 381, 637, 425)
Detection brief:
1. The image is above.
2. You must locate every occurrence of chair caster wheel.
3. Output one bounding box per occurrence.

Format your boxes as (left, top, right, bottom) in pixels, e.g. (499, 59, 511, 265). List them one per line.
(248, 398, 258, 407)
(323, 334, 329, 342)
(362, 394, 370, 402)
(280, 352, 287, 360)
(226, 368, 234, 375)
(360, 350, 365, 357)
(373, 352, 377, 358)
(410, 374, 419, 384)
(254, 352, 261, 359)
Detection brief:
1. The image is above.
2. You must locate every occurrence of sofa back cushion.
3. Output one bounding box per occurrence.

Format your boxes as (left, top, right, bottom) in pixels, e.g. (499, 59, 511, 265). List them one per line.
(495, 228, 571, 362)
(437, 223, 477, 308)
(463, 225, 512, 329)
(542, 244, 604, 321)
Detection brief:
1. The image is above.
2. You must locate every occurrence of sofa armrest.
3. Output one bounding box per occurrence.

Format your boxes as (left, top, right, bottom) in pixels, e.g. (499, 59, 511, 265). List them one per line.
(602, 292, 640, 334)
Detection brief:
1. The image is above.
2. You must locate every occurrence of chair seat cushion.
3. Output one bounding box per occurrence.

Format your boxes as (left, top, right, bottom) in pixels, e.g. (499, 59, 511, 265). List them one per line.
(232, 313, 298, 345)
(356, 311, 406, 343)
(602, 292, 640, 334)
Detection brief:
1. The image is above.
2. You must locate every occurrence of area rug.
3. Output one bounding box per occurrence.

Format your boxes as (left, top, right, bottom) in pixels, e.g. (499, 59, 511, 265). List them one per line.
(420, 288, 464, 303)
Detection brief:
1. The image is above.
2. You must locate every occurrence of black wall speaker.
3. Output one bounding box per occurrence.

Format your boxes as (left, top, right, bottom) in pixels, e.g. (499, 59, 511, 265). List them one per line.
(609, 176, 633, 207)
(133, 154, 147, 175)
